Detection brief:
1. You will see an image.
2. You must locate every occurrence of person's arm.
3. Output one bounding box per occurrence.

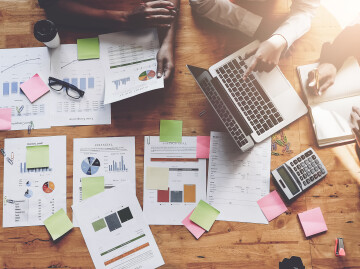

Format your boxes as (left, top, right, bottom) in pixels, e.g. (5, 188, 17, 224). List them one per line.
(40, 0, 176, 30)
(156, 0, 179, 80)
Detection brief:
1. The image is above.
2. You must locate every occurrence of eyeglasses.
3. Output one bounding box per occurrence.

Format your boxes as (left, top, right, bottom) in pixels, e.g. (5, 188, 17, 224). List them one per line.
(48, 77, 85, 99)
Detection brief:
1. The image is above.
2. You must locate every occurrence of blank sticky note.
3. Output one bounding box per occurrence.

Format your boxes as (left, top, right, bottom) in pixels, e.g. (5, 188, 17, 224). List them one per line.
(182, 209, 205, 239)
(190, 200, 220, 231)
(82, 176, 105, 200)
(77, 37, 100, 60)
(26, 145, 49, 169)
(257, 190, 287, 221)
(0, 108, 11, 130)
(160, 120, 182, 142)
(20, 74, 50, 103)
(196, 136, 210, 158)
(146, 167, 169, 190)
(184, 184, 196, 203)
(43, 208, 73, 240)
(298, 207, 328, 237)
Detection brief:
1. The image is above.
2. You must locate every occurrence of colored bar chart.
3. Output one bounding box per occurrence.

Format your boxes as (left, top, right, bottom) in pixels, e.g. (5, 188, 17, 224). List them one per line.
(2, 81, 24, 96)
(109, 156, 127, 172)
(20, 162, 52, 173)
(157, 185, 196, 203)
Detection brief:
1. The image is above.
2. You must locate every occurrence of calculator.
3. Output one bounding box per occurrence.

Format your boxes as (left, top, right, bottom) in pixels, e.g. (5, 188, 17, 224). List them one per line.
(271, 148, 328, 201)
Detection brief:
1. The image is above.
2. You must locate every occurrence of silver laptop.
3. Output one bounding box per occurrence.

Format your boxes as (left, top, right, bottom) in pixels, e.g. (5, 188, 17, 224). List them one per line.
(187, 41, 308, 152)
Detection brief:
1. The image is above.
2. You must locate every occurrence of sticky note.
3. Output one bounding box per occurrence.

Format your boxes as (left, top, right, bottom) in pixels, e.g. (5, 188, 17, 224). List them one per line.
(196, 136, 210, 158)
(82, 176, 105, 200)
(43, 208, 73, 240)
(77, 37, 100, 60)
(190, 200, 220, 231)
(298, 207, 328, 237)
(257, 190, 287, 221)
(20, 74, 50, 103)
(182, 209, 205, 239)
(145, 167, 169, 190)
(26, 145, 49, 169)
(0, 108, 11, 130)
(160, 120, 182, 142)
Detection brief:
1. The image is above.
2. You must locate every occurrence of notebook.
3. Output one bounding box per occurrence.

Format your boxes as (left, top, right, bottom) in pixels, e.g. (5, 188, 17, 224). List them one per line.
(297, 57, 360, 147)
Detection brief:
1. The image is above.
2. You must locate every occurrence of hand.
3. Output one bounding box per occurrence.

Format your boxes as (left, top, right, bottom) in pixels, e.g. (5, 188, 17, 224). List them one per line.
(243, 35, 287, 79)
(127, 1, 176, 28)
(307, 63, 337, 96)
(350, 106, 360, 148)
(156, 43, 174, 80)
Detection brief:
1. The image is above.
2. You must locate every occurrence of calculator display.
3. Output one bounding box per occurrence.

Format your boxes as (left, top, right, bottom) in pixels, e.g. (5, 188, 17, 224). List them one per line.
(277, 166, 300, 195)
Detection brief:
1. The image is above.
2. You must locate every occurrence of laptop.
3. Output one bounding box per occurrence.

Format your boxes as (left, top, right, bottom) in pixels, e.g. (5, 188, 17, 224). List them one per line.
(187, 41, 308, 152)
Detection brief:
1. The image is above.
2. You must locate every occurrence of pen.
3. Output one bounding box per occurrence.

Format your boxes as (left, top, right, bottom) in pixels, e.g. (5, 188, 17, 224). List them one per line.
(314, 67, 321, 96)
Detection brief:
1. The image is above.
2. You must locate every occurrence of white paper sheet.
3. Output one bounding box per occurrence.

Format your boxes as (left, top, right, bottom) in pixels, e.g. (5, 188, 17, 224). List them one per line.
(50, 44, 111, 126)
(143, 136, 207, 225)
(207, 132, 270, 224)
(0, 47, 52, 130)
(99, 29, 164, 104)
(73, 137, 136, 226)
(3, 136, 67, 227)
(72, 182, 164, 269)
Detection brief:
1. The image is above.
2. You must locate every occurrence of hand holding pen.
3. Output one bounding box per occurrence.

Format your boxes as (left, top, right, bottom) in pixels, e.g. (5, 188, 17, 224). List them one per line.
(307, 63, 337, 96)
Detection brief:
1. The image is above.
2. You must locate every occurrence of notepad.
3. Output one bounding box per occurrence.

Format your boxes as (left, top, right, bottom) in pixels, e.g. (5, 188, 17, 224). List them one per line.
(0, 108, 11, 130)
(82, 176, 105, 200)
(190, 200, 220, 231)
(257, 190, 287, 221)
(145, 167, 169, 190)
(26, 145, 49, 168)
(77, 37, 100, 60)
(196, 136, 210, 159)
(160, 120, 182, 142)
(182, 209, 205, 239)
(43, 208, 73, 240)
(20, 74, 50, 103)
(298, 207, 328, 237)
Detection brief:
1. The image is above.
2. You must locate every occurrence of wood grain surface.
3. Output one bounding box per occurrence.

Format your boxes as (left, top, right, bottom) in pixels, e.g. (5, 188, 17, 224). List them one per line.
(0, 0, 359, 268)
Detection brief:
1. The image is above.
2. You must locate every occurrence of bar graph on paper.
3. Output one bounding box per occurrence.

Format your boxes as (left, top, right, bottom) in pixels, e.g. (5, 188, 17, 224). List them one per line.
(63, 77, 95, 91)
(109, 156, 128, 172)
(20, 162, 52, 173)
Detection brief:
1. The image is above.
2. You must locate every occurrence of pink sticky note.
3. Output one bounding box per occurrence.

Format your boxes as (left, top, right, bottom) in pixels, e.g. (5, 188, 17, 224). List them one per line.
(257, 190, 287, 221)
(0, 108, 11, 130)
(20, 74, 49, 103)
(298, 207, 327, 237)
(182, 209, 205, 239)
(196, 136, 210, 159)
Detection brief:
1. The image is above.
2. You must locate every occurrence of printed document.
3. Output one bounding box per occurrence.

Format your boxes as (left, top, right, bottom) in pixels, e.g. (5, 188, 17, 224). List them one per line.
(72, 182, 164, 269)
(73, 137, 136, 226)
(143, 136, 207, 225)
(99, 29, 164, 104)
(207, 132, 270, 224)
(3, 136, 67, 227)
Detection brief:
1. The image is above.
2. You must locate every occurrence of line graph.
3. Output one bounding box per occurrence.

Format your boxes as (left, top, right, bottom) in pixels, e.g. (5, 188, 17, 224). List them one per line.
(1, 58, 41, 73)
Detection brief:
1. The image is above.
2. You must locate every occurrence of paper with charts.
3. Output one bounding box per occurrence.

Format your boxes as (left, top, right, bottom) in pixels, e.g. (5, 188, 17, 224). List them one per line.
(3, 136, 67, 227)
(0, 47, 51, 130)
(72, 183, 164, 269)
(143, 136, 206, 225)
(207, 132, 271, 224)
(73, 137, 136, 226)
(99, 29, 164, 104)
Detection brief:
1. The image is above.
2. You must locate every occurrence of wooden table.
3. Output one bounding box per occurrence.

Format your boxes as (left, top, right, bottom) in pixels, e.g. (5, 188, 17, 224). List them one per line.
(0, 0, 359, 268)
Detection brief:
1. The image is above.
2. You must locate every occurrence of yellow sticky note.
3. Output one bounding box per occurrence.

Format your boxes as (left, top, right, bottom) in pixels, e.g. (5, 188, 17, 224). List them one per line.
(82, 176, 105, 200)
(77, 37, 100, 60)
(146, 167, 169, 190)
(190, 200, 220, 231)
(160, 120, 182, 142)
(26, 145, 49, 169)
(43, 209, 73, 240)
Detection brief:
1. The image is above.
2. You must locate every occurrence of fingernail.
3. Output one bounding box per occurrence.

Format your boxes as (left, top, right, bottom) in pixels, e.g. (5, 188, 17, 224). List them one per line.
(157, 72, 162, 78)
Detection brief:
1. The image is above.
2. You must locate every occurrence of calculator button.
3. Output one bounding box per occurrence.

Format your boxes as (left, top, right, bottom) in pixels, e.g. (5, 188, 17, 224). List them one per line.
(300, 175, 303, 180)
(297, 157, 302, 162)
(317, 165, 322, 169)
(306, 179, 311, 184)
(296, 172, 301, 176)
(294, 167, 298, 171)
(304, 181, 307, 186)
(305, 160, 310, 165)
(297, 164, 301, 169)
(315, 159, 319, 164)
(301, 163, 306, 167)
(310, 176, 314, 181)
(301, 155, 305, 160)
(314, 167, 319, 171)
(314, 174, 318, 179)
(300, 169, 304, 173)
(317, 171, 322, 177)
(312, 155, 316, 160)
(321, 169, 325, 174)
(294, 159, 298, 165)
(311, 169, 315, 173)
(305, 150, 313, 157)
(312, 163, 317, 167)
(290, 162, 294, 166)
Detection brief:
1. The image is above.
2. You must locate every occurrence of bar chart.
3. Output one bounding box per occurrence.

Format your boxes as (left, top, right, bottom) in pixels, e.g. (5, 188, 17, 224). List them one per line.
(20, 162, 52, 173)
(63, 77, 95, 90)
(2, 81, 25, 96)
(109, 156, 128, 172)
(112, 77, 131, 90)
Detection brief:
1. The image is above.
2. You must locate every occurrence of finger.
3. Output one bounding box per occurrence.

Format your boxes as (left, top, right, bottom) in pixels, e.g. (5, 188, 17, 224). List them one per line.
(318, 79, 334, 94)
(243, 57, 258, 80)
(157, 57, 164, 79)
(244, 47, 257, 60)
(145, 8, 172, 15)
(145, 15, 175, 23)
(352, 106, 360, 116)
(147, 1, 174, 8)
(151, 23, 171, 28)
(350, 111, 360, 129)
(164, 64, 174, 80)
(307, 70, 315, 88)
(262, 61, 275, 73)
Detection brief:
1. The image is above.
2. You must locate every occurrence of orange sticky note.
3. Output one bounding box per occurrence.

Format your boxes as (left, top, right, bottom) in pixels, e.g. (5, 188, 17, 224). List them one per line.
(20, 74, 49, 103)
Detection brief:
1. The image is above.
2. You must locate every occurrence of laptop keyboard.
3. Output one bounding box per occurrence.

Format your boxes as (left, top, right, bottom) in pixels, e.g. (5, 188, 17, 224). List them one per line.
(199, 78, 249, 148)
(216, 57, 283, 136)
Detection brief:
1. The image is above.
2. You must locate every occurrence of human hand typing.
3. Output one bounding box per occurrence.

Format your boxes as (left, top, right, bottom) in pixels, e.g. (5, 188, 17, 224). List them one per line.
(127, 0, 177, 28)
(307, 63, 337, 96)
(243, 35, 287, 79)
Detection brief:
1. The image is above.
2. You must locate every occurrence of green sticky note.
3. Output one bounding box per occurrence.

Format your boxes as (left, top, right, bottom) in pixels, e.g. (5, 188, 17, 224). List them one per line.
(145, 167, 169, 190)
(82, 176, 105, 200)
(160, 120, 182, 142)
(77, 37, 100, 60)
(92, 218, 107, 232)
(26, 145, 49, 169)
(190, 200, 220, 231)
(43, 208, 73, 240)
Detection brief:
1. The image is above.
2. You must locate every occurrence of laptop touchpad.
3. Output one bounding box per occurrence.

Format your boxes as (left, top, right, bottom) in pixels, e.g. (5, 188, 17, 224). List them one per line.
(256, 67, 291, 99)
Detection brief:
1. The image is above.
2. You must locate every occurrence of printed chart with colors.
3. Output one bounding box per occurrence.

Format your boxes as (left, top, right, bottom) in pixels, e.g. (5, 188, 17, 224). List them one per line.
(138, 70, 155, 81)
(81, 157, 100, 175)
(43, 181, 55, 193)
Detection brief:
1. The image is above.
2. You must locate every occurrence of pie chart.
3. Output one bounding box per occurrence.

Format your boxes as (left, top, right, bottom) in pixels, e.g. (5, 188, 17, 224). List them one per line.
(43, 181, 55, 193)
(81, 157, 100, 175)
(138, 70, 156, 81)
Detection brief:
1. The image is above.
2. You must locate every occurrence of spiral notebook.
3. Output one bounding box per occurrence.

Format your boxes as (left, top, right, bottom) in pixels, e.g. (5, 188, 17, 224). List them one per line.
(297, 57, 360, 147)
